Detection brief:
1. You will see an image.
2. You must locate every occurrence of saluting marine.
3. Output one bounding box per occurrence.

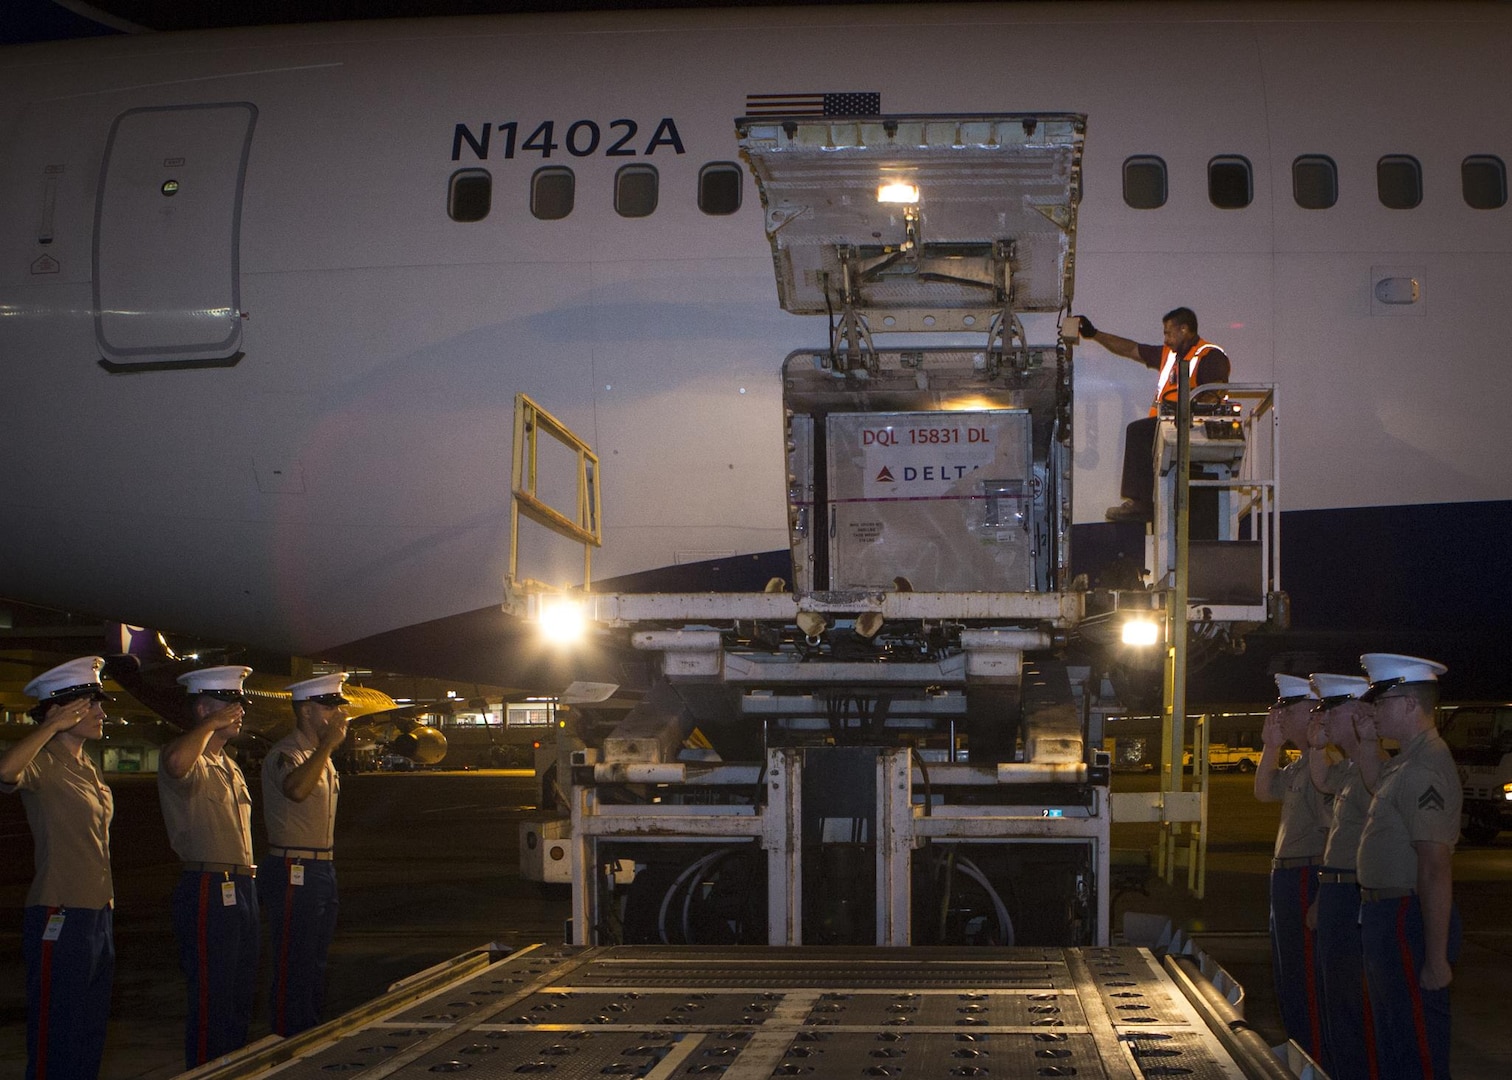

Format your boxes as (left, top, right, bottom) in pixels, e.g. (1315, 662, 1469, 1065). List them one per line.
(1306, 673, 1383, 1080)
(1356, 654, 1461, 1080)
(259, 672, 349, 1037)
(158, 666, 260, 1067)
(0, 656, 116, 1080)
(1255, 673, 1331, 1071)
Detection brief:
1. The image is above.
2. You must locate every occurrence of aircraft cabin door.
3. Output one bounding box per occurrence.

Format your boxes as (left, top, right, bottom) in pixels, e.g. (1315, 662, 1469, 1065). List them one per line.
(93, 102, 257, 370)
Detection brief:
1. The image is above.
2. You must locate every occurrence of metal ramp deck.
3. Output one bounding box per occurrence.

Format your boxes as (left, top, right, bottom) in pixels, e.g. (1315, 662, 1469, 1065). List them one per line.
(190, 944, 1281, 1078)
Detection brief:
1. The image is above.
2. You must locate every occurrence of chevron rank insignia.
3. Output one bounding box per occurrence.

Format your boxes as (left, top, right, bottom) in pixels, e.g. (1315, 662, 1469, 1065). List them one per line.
(1418, 785, 1445, 811)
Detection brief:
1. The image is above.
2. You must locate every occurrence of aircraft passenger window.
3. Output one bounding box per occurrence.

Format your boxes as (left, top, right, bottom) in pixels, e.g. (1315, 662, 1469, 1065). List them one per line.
(1207, 156, 1252, 209)
(698, 162, 743, 216)
(1462, 156, 1507, 210)
(1377, 156, 1422, 210)
(531, 166, 575, 221)
(448, 168, 491, 223)
(615, 164, 659, 218)
(1292, 156, 1337, 209)
(1122, 156, 1166, 209)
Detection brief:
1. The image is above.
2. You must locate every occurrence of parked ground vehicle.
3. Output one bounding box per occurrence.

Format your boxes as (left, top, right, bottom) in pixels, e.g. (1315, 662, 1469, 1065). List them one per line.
(1205, 743, 1262, 773)
(1440, 705, 1512, 844)
(1182, 743, 1299, 772)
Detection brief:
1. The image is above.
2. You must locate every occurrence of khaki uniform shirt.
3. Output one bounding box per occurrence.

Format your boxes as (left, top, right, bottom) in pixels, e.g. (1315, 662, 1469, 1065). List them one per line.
(262, 727, 338, 851)
(1321, 759, 1373, 871)
(159, 750, 254, 866)
(1357, 727, 1461, 891)
(1266, 751, 1331, 859)
(0, 740, 114, 908)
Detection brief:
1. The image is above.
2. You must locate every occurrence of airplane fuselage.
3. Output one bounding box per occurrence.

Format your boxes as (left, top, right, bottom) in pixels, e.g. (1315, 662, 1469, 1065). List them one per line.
(3, 1, 1510, 666)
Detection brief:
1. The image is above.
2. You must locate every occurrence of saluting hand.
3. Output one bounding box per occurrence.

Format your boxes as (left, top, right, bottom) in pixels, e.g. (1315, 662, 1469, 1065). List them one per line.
(320, 713, 349, 750)
(45, 699, 94, 734)
(1262, 711, 1284, 748)
(1306, 715, 1328, 750)
(208, 703, 244, 730)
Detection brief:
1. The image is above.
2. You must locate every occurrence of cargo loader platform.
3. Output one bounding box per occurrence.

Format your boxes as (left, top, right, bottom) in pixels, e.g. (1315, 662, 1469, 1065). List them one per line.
(189, 943, 1297, 1078)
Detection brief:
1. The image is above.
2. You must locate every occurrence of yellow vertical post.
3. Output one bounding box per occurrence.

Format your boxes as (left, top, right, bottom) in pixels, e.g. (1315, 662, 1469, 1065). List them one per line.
(509, 395, 526, 585)
(1189, 712, 1207, 896)
(1159, 640, 1176, 884)
(1158, 344, 1193, 886)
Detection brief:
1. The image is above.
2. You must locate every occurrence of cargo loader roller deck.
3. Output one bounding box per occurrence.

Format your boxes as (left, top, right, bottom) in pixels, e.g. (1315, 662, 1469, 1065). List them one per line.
(185, 942, 1306, 1079)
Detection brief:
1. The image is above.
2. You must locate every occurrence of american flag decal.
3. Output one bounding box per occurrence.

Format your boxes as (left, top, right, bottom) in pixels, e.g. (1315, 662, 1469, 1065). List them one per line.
(744, 91, 882, 117)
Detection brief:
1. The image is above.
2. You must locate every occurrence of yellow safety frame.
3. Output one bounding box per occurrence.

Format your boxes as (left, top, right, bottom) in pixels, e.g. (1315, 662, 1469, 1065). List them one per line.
(508, 393, 602, 592)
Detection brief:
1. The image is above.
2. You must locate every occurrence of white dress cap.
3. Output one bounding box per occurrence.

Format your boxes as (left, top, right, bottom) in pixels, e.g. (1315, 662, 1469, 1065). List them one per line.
(177, 665, 253, 694)
(1273, 673, 1318, 700)
(1361, 653, 1447, 688)
(1310, 673, 1368, 701)
(286, 671, 350, 702)
(24, 655, 107, 703)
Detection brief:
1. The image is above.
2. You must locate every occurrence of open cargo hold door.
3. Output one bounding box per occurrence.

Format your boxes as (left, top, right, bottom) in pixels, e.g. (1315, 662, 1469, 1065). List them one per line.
(738, 114, 1085, 594)
(736, 113, 1084, 367)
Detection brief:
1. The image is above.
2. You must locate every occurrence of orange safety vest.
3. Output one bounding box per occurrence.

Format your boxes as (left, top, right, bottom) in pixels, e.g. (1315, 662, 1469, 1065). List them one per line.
(1149, 338, 1224, 416)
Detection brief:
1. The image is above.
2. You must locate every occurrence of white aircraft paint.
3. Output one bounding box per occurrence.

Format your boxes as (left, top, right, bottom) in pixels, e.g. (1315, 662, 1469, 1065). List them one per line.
(1, 2, 1507, 659)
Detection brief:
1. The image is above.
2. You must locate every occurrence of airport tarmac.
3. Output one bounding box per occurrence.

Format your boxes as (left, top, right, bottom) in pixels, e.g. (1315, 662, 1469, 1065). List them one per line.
(2, 770, 1509, 1079)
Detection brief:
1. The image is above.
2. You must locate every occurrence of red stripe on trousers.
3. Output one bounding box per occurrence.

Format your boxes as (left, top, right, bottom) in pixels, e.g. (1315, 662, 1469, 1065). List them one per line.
(275, 860, 296, 1034)
(1395, 897, 1434, 1078)
(37, 905, 57, 1080)
(1299, 871, 1324, 1059)
(196, 874, 211, 1064)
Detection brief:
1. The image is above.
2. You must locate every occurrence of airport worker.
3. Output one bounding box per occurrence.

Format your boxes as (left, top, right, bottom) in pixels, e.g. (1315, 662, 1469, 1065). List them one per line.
(259, 671, 349, 1036)
(158, 666, 259, 1067)
(0, 656, 115, 1080)
(1356, 653, 1460, 1080)
(1072, 308, 1230, 521)
(1254, 672, 1331, 1069)
(1306, 673, 1383, 1080)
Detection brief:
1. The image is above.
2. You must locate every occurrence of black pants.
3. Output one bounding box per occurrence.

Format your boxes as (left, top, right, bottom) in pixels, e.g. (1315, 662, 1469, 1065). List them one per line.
(1119, 417, 1158, 505)
(1119, 416, 1219, 537)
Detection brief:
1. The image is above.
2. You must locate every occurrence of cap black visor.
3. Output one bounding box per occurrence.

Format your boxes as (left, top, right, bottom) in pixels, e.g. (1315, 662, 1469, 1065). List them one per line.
(1316, 694, 1358, 709)
(43, 686, 110, 706)
(31, 688, 110, 719)
(1360, 678, 1405, 703)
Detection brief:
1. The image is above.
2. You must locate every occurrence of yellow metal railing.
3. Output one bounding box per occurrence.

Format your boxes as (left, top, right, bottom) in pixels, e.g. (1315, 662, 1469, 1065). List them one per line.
(508, 393, 601, 594)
